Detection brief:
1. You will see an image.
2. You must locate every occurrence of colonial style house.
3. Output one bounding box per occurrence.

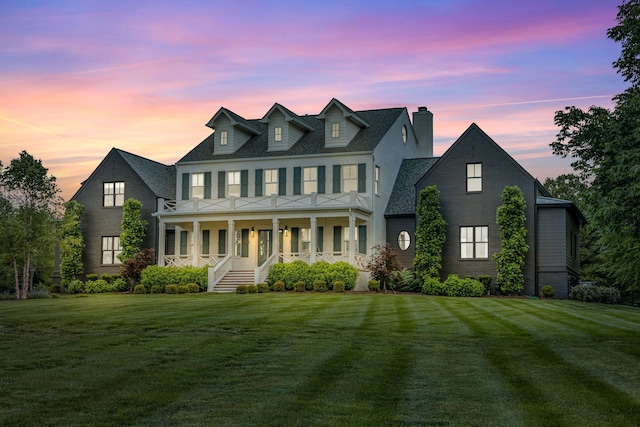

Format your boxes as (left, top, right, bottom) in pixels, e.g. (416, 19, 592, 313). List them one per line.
(71, 99, 583, 298)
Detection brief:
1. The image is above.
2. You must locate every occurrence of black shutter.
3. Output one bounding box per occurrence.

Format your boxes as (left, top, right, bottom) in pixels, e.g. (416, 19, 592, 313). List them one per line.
(204, 172, 212, 199)
(181, 173, 189, 200)
(358, 225, 367, 254)
(180, 230, 188, 255)
(202, 230, 210, 254)
(217, 171, 225, 198)
(240, 170, 249, 197)
(333, 226, 342, 252)
(241, 229, 249, 257)
(255, 169, 263, 197)
(333, 165, 341, 193)
(317, 226, 324, 252)
(293, 167, 301, 195)
(291, 227, 299, 253)
(358, 163, 366, 193)
(218, 229, 226, 255)
(278, 168, 286, 195)
(317, 166, 326, 194)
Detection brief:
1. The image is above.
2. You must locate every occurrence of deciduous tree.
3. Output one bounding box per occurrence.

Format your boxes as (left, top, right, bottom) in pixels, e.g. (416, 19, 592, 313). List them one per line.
(366, 243, 401, 292)
(59, 200, 85, 286)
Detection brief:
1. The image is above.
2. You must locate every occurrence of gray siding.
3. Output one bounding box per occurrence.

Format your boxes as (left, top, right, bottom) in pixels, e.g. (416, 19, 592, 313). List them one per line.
(386, 216, 416, 269)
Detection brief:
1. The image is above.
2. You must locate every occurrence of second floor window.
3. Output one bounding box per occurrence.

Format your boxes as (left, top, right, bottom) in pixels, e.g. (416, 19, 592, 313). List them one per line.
(228, 171, 241, 197)
(191, 173, 204, 199)
(103, 182, 125, 207)
(220, 130, 228, 145)
(331, 122, 340, 138)
(343, 164, 358, 192)
(265, 169, 278, 196)
(303, 167, 317, 194)
(375, 166, 380, 195)
(467, 163, 482, 192)
(274, 127, 282, 142)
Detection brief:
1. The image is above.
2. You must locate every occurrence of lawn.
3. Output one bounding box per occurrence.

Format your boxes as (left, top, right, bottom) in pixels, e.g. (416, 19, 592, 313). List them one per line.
(1, 293, 639, 426)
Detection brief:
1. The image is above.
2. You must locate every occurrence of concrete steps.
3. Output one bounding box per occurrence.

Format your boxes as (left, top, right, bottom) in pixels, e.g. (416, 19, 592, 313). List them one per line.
(212, 270, 254, 293)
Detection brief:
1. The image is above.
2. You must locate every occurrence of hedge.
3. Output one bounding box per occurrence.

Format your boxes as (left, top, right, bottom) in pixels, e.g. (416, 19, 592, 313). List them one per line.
(266, 261, 358, 290)
(140, 266, 208, 292)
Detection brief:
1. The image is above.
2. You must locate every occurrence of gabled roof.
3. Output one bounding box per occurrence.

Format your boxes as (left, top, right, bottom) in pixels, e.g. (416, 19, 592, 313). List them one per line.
(260, 103, 314, 131)
(318, 98, 369, 128)
(385, 158, 439, 216)
(116, 149, 176, 199)
(179, 107, 405, 164)
(205, 107, 262, 135)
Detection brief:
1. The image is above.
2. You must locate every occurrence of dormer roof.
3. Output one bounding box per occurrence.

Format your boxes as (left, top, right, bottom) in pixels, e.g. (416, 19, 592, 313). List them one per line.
(206, 107, 262, 135)
(318, 98, 369, 128)
(260, 103, 314, 131)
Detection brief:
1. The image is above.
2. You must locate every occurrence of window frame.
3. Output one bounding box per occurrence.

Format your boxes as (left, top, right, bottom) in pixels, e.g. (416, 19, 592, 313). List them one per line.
(227, 171, 241, 198)
(274, 126, 282, 142)
(398, 230, 411, 251)
(264, 168, 279, 196)
(191, 173, 205, 199)
(220, 130, 228, 146)
(460, 226, 489, 259)
(466, 163, 482, 192)
(103, 181, 125, 207)
(101, 236, 122, 265)
(342, 164, 358, 193)
(375, 165, 380, 195)
(302, 166, 317, 195)
(331, 122, 340, 138)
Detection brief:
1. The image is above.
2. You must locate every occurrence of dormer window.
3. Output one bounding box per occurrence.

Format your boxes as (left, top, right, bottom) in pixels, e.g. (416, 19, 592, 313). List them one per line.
(331, 122, 340, 138)
(220, 130, 228, 146)
(274, 126, 282, 142)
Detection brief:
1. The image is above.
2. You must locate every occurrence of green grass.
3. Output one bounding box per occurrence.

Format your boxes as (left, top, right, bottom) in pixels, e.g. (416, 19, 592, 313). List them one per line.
(1, 294, 639, 426)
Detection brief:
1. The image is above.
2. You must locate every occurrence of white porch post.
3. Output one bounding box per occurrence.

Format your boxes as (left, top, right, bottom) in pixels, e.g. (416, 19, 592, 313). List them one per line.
(227, 219, 235, 256)
(157, 220, 166, 266)
(310, 216, 317, 264)
(272, 218, 279, 259)
(192, 221, 200, 267)
(348, 212, 356, 265)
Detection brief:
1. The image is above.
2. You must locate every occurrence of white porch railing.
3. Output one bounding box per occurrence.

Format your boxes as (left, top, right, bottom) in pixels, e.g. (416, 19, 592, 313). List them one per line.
(255, 252, 278, 284)
(160, 192, 371, 214)
(162, 254, 225, 268)
(208, 254, 233, 291)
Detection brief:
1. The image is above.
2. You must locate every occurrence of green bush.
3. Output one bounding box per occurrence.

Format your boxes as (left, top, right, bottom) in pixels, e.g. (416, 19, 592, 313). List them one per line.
(166, 284, 178, 294)
(49, 284, 61, 293)
(569, 285, 620, 304)
(186, 283, 200, 293)
(313, 280, 327, 292)
(273, 281, 285, 292)
(257, 283, 269, 293)
(85, 279, 110, 293)
(423, 275, 484, 297)
(333, 281, 345, 293)
(267, 260, 359, 291)
(422, 276, 447, 296)
(141, 266, 208, 291)
(236, 285, 248, 294)
(100, 273, 121, 283)
(112, 278, 129, 292)
(67, 279, 85, 294)
(293, 281, 306, 292)
(247, 285, 258, 293)
(177, 285, 189, 294)
(478, 275, 492, 294)
(368, 280, 380, 292)
(133, 284, 147, 294)
(541, 285, 555, 298)
(85, 274, 98, 281)
(150, 285, 163, 294)
(392, 269, 421, 292)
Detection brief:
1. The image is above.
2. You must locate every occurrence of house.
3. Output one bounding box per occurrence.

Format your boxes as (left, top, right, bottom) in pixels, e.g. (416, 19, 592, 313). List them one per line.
(71, 99, 583, 297)
(71, 148, 176, 277)
(385, 123, 585, 298)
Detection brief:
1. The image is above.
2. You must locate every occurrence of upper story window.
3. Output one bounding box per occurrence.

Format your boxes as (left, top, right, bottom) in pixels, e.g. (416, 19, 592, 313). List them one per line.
(402, 125, 407, 143)
(191, 173, 204, 199)
(274, 127, 282, 142)
(265, 169, 278, 196)
(303, 167, 317, 194)
(375, 166, 380, 196)
(466, 163, 482, 192)
(228, 171, 241, 197)
(103, 182, 125, 207)
(220, 130, 228, 146)
(331, 122, 340, 138)
(342, 164, 358, 192)
(460, 226, 488, 259)
(102, 236, 122, 264)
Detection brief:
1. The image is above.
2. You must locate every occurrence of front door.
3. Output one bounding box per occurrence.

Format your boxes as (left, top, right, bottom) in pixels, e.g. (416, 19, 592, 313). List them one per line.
(258, 230, 272, 266)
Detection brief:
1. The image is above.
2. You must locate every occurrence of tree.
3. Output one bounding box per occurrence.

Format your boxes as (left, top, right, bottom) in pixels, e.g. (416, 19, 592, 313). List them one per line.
(414, 185, 446, 281)
(493, 186, 528, 294)
(550, 0, 640, 294)
(0, 151, 62, 299)
(59, 200, 85, 286)
(117, 198, 147, 263)
(120, 248, 154, 289)
(366, 243, 401, 292)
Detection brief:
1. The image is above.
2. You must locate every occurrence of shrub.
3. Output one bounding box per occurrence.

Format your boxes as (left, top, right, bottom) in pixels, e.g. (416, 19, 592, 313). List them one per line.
(186, 283, 200, 293)
(67, 279, 85, 294)
(141, 265, 208, 291)
(333, 281, 345, 293)
(478, 275, 492, 294)
(177, 285, 189, 294)
(236, 285, 248, 294)
(569, 285, 620, 304)
(85, 274, 98, 281)
(49, 284, 61, 293)
(443, 274, 485, 297)
(422, 276, 447, 296)
(166, 284, 178, 294)
(112, 278, 129, 292)
(273, 281, 285, 292)
(257, 283, 269, 293)
(293, 281, 306, 292)
(100, 273, 121, 283)
(247, 285, 258, 293)
(313, 280, 327, 292)
(541, 285, 555, 299)
(368, 280, 380, 292)
(267, 260, 359, 291)
(133, 284, 147, 294)
(392, 268, 422, 292)
(120, 248, 154, 289)
(150, 285, 163, 294)
(85, 279, 110, 293)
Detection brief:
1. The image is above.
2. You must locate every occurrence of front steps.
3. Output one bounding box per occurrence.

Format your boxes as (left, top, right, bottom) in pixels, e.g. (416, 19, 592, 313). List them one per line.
(212, 270, 255, 293)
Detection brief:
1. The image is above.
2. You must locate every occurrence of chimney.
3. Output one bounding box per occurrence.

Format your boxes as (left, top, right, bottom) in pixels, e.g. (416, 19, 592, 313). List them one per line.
(412, 106, 433, 157)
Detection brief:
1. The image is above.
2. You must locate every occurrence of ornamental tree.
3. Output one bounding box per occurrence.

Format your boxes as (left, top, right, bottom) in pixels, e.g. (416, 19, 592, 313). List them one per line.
(366, 243, 402, 292)
(493, 186, 528, 294)
(414, 185, 446, 281)
(117, 198, 147, 263)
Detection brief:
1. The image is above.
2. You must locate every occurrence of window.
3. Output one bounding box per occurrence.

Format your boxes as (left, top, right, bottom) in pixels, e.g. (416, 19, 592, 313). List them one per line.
(300, 228, 311, 252)
(398, 231, 411, 251)
(103, 182, 125, 207)
(191, 173, 204, 199)
(228, 171, 241, 197)
(220, 130, 228, 145)
(303, 167, 317, 194)
(234, 229, 249, 257)
(102, 236, 122, 264)
(467, 163, 482, 192)
(460, 226, 488, 259)
(274, 126, 282, 142)
(342, 164, 358, 193)
(402, 125, 407, 143)
(265, 169, 278, 195)
(375, 166, 380, 195)
(343, 227, 358, 252)
(331, 122, 340, 138)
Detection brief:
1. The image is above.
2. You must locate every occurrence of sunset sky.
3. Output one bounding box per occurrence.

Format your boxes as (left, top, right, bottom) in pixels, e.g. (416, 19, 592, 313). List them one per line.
(0, 0, 627, 200)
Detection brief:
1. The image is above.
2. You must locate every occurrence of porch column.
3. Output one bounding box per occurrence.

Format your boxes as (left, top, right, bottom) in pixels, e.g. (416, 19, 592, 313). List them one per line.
(348, 212, 356, 264)
(192, 221, 200, 267)
(272, 218, 279, 259)
(310, 216, 317, 264)
(227, 219, 235, 257)
(157, 220, 166, 266)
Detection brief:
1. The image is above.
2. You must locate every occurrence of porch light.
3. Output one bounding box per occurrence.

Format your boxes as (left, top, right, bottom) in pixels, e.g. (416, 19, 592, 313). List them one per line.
(251, 227, 255, 238)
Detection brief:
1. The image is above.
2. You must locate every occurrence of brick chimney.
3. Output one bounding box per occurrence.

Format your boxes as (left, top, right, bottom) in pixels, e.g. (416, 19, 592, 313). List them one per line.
(412, 106, 433, 157)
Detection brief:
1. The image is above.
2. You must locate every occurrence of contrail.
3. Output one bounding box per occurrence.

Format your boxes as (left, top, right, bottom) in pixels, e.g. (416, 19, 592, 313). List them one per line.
(0, 115, 64, 137)
(478, 95, 613, 108)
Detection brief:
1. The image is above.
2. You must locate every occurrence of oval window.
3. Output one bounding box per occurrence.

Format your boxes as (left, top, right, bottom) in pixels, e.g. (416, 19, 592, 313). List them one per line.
(398, 230, 411, 251)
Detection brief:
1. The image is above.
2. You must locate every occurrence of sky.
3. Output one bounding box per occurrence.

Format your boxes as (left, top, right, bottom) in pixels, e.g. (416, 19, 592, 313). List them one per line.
(0, 0, 627, 200)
